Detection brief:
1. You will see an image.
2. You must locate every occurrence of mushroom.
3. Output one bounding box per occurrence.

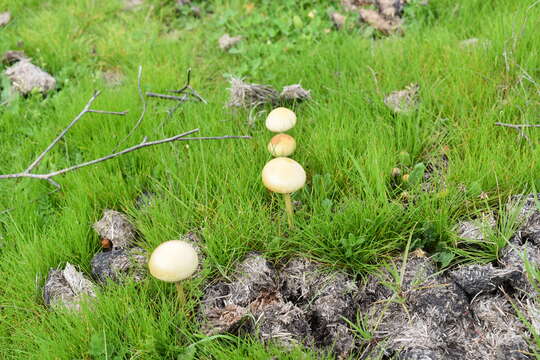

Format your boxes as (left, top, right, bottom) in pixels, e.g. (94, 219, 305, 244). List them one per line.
(262, 157, 306, 228)
(148, 240, 199, 304)
(265, 107, 297, 133)
(267, 134, 296, 157)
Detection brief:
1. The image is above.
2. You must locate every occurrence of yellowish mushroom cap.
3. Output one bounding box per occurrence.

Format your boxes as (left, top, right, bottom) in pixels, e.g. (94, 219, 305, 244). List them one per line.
(148, 240, 199, 283)
(262, 157, 306, 194)
(265, 107, 297, 133)
(267, 134, 296, 157)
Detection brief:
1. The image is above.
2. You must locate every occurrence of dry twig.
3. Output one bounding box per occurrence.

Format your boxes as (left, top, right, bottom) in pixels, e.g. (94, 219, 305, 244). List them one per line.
(494, 122, 540, 142)
(0, 90, 249, 208)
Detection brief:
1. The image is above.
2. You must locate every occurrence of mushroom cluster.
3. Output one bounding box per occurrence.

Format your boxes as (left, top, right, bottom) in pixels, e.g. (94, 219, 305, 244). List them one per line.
(261, 107, 306, 228)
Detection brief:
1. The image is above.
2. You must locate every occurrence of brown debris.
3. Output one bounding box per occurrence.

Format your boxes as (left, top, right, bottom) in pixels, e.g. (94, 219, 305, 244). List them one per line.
(280, 84, 311, 103)
(201, 304, 249, 336)
(384, 83, 420, 113)
(2, 50, 29, 65)
(227, 78, 312, 108)
(92, 209, 138, 250)
(43, 263, 96, 311)
(227, 77, 279, 108)
(4, 60, 56, 95)
(341, 0, 373, 12)
(0, 11, 10, 27)
(377, 0, 404, 18)
(331, 12, 346, 29)
(359, 8, 402, 34)
(218, 34, 243, 51)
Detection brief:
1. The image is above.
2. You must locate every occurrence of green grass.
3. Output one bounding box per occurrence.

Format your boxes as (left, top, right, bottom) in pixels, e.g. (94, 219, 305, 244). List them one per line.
(1, 0, 540, 358)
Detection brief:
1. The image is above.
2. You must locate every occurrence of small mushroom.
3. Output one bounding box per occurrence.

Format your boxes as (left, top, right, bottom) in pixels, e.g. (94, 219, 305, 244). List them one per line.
(148, 240, 199, 304)
(262, 157, 306, 228)
(267, 134, 296, 157)
(265, 107, 297, 133)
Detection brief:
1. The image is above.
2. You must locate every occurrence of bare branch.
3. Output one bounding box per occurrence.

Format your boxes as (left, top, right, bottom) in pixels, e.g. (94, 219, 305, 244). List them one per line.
(0, 129, 251, 181)
(168, 67, 192, 94)
(495, 122, 540, 128)
(1, 67, 251, 215)
(87, 109, 128, 115)
(494, 122, 538, 143)
(115, 65, 147, 150)
(24, 91, 101, 173)
(146, 92, 189, 101)
(166, 68, 208, 104)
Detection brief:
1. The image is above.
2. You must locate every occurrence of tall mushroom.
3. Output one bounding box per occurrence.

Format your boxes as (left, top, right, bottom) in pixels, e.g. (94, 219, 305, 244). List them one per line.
(148, 240, 199, 304)
(262, 157, 306, 228)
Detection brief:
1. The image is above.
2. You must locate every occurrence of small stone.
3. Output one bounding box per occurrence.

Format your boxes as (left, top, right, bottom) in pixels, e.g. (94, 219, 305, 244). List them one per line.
(90, 247, 147, 283)
(280, 84, 311, 102)
(499, 242, 540, 297)
(331, 12, 346, 29)
(191, 6, 201, 18)
(0, 11, 11, 27)
(219, 34, 243, 51)
(43, 263, 96, 311)
(123, 0, 144, 10)
(4, 60, 56, 95)
(359, 8, 402, 34)
(101, 69, 124, 87)
(92, 209, 138, 250)
(377, 0, 403, 18)
(448, 264, 520, 297)
(454, 214, 496, 242)
(384, 83, 420, 113)
(2, 50, 29, 65)
(459, 38, 491, 49)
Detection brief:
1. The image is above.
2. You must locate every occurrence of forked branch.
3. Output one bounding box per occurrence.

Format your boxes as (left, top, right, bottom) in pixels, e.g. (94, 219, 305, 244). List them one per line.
(0, 91, 249, 189)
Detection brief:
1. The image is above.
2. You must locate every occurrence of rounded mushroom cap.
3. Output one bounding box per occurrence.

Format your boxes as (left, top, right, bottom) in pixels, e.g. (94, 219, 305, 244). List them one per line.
(267, 134, 296, 157)
(265, 107, 297, 133)
(262, 157, 306, 194)
(148, 240, 199, 282)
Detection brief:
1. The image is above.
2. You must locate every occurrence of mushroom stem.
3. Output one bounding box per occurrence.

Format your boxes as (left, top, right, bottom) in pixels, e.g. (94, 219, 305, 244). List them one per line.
(175, 282, 186, 305)
(283, 193, 294, 228)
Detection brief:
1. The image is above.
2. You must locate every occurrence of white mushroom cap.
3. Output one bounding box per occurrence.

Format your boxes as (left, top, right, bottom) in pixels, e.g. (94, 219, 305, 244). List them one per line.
(267, 134, 296, 157)
(265, 107, 297, 133)
(148, 240, 199, 282)
(262, 157, 306, 194)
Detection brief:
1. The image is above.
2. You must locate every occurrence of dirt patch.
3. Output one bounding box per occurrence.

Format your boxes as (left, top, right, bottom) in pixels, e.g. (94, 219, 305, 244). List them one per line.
(200, 194, 540, 358)
(200, 254, 359, 357)
(91, 247, 147, 283)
